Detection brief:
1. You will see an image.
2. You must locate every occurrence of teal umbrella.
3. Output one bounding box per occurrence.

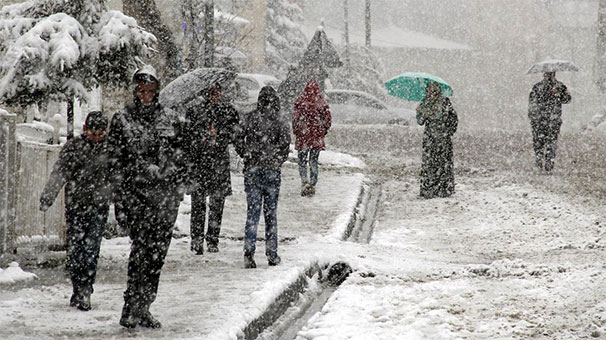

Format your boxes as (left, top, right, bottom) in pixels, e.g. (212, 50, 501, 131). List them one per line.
(384, 72, 453, 101)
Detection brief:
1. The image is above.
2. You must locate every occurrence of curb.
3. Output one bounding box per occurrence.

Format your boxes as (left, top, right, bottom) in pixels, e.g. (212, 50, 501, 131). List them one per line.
(239, 180, 372, 339)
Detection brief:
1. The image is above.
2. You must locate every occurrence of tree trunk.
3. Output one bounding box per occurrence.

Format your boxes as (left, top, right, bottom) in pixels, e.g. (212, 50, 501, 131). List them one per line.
(202, 0, 215, 68)
(67, 98, 74, 140)
(343, 0, 350, 69)
(598, 0, 606, 93)
(123, 0, 182, 80)
(365, 0, 371, 48)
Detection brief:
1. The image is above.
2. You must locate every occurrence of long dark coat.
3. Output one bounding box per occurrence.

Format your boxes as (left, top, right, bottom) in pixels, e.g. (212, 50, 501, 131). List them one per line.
(416, 97, 458, 198)
(181, 99, 240, 197)
(528, 78, 571, 170)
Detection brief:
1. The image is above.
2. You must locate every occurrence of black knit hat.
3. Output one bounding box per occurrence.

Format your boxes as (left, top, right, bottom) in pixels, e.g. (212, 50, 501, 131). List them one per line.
(84, 111, 108, 130)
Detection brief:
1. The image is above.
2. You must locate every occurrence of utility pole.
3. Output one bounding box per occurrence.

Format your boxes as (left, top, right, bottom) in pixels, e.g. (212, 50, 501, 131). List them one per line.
(365, 0, 371, 48)
(343, 0, 350, 68)
(597, 0, 606, 94)
(202, 0, 215, 68)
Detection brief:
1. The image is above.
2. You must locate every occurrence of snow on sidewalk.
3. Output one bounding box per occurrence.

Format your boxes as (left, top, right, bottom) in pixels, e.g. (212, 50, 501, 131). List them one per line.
(0, 162, 365, 340)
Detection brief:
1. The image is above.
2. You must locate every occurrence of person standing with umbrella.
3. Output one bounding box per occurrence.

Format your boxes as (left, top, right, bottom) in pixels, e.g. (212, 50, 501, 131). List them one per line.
(292, 78, 332, 197)
(181, 83, 240, 255)
(107, 65, 186, 328)
(528, 71, 571, 172)
(416, 81, 458, 198)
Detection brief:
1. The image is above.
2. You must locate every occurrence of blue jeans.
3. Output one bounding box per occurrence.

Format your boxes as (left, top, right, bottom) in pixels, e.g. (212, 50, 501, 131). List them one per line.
(297, 149, 320, 186)
(243, 169, 281, 259)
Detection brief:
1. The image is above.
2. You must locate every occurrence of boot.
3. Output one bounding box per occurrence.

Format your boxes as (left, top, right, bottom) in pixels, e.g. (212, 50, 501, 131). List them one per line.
(244, 252, 256, 269)
(191, 241, 203, 255)
(308, 185, 316, 196)
(300, 181, 309, 196)
(76, 292, 91, 311)
(119, 302, 140, 328)
(138, 310, 162, 328)
(70, 285, 91, 311)
(268, 254, 281, 266)
(206, 243, 219, 253)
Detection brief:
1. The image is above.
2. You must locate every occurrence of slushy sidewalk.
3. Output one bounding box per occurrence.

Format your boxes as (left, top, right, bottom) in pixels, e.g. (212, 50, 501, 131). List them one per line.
(0, 157, 366, 340)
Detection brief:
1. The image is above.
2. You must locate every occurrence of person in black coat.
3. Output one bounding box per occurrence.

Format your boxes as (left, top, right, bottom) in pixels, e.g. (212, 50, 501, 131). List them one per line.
(106, 65, 186, 329)
(39, 111, 111, 311)
(235, 86, 291, 268)
(416, 81, 458, 199)
(528, 71, 571, 172)
(181, 85, 239, 255)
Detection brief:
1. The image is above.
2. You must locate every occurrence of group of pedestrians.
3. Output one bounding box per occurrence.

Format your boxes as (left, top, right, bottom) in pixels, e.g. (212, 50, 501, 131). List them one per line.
(38, 66, 332, 328)
(36, 60, 570, 328)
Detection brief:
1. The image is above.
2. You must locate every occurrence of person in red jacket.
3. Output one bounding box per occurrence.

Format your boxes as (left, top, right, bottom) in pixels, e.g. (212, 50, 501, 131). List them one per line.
(292, 78, 332, 197)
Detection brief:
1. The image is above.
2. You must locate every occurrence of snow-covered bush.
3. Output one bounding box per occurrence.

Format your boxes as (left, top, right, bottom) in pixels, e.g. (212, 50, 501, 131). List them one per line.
(0, 0, 154, 111)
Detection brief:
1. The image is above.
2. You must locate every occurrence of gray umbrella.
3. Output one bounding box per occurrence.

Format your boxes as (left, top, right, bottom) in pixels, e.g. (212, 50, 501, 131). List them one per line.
(526, 59, 580, 74)
(159, 67, 236, 109)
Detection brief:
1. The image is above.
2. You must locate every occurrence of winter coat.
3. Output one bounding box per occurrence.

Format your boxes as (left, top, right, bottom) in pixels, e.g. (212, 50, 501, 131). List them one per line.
(39, 135, 111, 217)
(416, 96, 458, 198)
(181, 99, 240, 197)
(528, 79, 571, 125)
(235, 86, 291, 172)
(417, 97, 458, 138)
(292, 79, 332, 150)
(106, 101, 186, 208)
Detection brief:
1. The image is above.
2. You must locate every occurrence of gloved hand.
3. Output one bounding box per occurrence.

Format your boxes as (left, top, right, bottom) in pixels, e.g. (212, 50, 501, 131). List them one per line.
(40, 201, 51, 212)
(147, 164, 161, 180)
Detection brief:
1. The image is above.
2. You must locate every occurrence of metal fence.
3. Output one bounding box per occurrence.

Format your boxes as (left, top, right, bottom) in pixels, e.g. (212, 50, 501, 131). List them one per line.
(0, 110, 65, 255)
(0, 111, 17, 254)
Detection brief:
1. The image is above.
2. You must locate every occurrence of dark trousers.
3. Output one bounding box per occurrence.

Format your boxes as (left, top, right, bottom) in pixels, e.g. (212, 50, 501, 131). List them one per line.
(190, 189, 225, 250)
(65, 206, 109, 296)
(243, 169, 281, 259)
(531, 119, 561, 171)
(121, 196, 179, 314)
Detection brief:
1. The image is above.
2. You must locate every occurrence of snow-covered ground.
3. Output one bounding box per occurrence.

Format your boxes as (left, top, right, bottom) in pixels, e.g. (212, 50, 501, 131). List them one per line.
(1, 126, 606, 339)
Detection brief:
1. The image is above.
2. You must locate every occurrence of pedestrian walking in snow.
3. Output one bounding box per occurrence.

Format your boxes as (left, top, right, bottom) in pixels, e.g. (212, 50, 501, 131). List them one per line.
(528, 71, 571, 172)
(39, 111, 111, 312)
(416, 81, 458, 198)
(181, 84, 239, 255)
(235, 86, 291, 268)
(292, 78, 332, 197)
(106, 65, 186, 329)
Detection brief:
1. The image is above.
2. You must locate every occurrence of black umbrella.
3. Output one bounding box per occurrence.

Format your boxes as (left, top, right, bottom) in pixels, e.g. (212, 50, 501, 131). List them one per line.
(159, 67, 236, 109)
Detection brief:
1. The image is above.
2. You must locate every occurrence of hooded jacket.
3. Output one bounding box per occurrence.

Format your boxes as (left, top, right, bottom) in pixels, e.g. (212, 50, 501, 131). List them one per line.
(292, 79, 332, 150)
(235, 86, 291, 172)
(40, 135, 111, 216)
(106, 65, 186, 206)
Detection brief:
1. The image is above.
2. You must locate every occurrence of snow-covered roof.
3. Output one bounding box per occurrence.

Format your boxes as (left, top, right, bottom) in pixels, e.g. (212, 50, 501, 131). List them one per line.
(303, 23, 472, 51)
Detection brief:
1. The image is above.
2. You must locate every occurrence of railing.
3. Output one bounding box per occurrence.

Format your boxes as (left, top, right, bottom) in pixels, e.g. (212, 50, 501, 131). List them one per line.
(0, 111, 17, 254)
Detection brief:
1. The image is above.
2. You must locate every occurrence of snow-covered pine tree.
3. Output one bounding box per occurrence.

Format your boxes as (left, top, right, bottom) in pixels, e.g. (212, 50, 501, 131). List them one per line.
(265, 0, 306, 77)
(329, 44, 386, 99)
(0, 0, 154, 126)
